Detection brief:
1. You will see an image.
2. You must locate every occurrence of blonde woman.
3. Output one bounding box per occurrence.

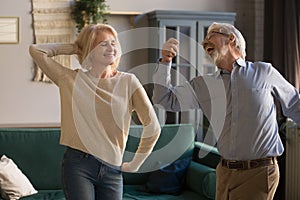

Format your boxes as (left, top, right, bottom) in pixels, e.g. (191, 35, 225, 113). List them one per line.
(29, 24, 160, 200)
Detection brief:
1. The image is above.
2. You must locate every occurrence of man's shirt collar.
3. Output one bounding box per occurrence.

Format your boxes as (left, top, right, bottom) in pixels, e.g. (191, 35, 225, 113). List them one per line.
(235, 57, 246, 68)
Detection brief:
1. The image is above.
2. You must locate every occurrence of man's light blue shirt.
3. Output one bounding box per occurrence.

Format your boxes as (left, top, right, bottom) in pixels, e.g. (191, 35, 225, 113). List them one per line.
(152, 58, 300, 160)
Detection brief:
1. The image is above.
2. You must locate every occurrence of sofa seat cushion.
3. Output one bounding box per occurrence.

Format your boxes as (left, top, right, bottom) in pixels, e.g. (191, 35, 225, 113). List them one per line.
(20, 190, 65, 200)
(123, 185, 210, 200)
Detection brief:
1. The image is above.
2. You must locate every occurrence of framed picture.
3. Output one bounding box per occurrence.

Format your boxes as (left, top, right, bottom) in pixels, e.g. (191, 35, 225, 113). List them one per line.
(0, 17, 19, 44)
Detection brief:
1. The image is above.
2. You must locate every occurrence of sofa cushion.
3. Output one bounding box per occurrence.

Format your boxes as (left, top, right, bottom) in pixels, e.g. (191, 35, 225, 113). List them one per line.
(140, 157, 192, 195)
(0, 155, 37, 200)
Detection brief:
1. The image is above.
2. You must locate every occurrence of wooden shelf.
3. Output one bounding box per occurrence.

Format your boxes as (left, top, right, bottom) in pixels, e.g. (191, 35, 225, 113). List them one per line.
(0, 123, 60, 128)
(108, 11, 142, 28)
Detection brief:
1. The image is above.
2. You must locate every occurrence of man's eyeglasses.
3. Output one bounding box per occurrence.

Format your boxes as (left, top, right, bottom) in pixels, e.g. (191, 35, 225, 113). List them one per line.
(205, 31, 230, 41)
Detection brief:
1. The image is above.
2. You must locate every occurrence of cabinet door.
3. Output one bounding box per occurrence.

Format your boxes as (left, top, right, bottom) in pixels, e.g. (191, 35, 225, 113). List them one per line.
(155, 20, 202, 132)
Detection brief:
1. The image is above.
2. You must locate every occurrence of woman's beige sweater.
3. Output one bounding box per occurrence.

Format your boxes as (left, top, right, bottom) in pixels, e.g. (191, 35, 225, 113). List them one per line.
(29, 43, 160, 171)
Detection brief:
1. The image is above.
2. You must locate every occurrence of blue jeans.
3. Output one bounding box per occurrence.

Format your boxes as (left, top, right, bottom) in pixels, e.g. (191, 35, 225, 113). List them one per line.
(61, 147, 123, 200)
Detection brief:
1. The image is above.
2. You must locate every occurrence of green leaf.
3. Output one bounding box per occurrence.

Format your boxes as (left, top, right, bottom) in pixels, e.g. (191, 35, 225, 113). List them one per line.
(70, 0, 109, 32)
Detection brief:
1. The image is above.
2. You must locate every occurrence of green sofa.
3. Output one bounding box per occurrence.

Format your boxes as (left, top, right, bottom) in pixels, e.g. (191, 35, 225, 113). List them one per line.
(0, 124, 220, 200)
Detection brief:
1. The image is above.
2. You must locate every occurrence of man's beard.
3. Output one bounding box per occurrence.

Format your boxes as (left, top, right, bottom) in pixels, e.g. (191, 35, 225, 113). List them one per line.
(210, 46, 228, 66)
(211, 51, 219, 65)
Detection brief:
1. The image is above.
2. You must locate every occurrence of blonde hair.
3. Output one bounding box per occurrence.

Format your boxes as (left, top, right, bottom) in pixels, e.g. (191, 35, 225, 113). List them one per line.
(208, 22, 246, 60)
(75, 24, 121, 70)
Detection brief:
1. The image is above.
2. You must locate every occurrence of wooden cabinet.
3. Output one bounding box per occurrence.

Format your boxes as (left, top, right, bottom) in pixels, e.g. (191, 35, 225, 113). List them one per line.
(133, 10, 236, 140)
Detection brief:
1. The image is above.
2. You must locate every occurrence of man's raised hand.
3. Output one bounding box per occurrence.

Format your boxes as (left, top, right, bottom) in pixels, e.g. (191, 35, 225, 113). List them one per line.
(161, 38, 179, 63)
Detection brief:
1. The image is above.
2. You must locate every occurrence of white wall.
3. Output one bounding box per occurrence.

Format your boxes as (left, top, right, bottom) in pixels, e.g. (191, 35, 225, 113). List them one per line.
(0, 0, 234, 127)
(0, 0, 61, 127)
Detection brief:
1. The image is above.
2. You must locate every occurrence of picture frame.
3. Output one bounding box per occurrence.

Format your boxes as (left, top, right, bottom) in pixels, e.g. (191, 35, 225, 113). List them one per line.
(0, 17, 19, 44)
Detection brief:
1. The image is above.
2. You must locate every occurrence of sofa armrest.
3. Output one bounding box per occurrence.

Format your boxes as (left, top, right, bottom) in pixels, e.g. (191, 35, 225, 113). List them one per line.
(193, 141, 221, 168)
(186, 161, 216, 200)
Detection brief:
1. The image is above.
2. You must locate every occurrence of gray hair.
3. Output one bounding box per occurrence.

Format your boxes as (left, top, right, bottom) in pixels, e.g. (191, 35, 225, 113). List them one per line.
(208, 22, 246, 60)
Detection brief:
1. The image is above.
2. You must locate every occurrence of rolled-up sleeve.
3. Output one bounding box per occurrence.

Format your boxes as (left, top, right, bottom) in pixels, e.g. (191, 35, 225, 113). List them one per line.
(152, 62, 199, 112)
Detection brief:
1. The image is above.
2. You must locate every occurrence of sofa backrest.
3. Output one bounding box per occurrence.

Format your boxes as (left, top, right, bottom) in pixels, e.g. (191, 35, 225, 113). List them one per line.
(0, 128, 65, 190)
(123, 124, 195, 185)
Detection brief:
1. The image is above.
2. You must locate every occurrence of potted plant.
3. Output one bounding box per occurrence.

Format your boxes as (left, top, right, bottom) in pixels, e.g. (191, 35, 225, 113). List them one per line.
(71, 0, 109, 32)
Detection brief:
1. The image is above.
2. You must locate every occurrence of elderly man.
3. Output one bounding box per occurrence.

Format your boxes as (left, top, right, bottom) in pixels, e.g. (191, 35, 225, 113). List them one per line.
(152, 22, 300, 200)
